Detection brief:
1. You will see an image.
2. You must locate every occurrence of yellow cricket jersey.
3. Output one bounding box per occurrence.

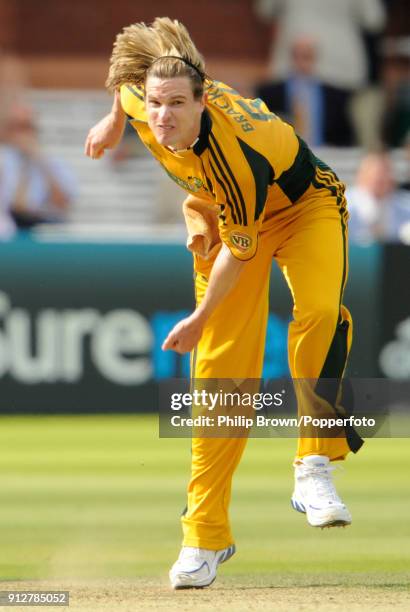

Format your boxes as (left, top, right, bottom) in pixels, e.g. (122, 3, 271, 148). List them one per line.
(120, 80, 344, 260)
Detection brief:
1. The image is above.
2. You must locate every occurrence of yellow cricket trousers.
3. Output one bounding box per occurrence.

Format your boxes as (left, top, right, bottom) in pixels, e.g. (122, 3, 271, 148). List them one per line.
(181, 192, 357, 550)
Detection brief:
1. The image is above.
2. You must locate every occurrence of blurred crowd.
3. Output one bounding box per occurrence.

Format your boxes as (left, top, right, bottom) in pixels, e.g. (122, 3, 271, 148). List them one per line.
(254, 0, 409, 149)
(253, 0, 410, 245)
(0, 0, 409, 245)
(0, 54, 76, 240)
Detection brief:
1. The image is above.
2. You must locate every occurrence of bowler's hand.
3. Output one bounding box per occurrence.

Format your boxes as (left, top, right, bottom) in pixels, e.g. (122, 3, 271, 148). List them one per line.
(84, 113, 125, 159)
(162, 313, 204, 354)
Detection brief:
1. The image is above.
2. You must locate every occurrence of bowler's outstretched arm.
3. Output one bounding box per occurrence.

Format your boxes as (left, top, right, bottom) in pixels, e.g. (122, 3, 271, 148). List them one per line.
(162, 243, 246, 353)
(85, 91, 126, 159)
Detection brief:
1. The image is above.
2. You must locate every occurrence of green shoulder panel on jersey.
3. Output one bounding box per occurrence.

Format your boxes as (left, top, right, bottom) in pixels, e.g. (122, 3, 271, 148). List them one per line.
(276, 137, 316, 203)
(237, 137, 275, 222)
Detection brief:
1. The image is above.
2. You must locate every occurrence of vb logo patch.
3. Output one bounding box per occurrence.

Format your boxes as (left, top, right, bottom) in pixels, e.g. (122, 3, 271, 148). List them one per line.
(230, 231, 253, 253)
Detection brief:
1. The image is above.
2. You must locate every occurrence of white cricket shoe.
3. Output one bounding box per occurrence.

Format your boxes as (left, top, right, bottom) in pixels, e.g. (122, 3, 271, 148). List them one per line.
(291, 455, 352, 528)
(169, 544, 236, 589)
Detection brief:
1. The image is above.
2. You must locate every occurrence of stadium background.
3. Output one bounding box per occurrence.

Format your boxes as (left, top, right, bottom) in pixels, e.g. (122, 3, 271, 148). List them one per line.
(0, 1, 409, 610)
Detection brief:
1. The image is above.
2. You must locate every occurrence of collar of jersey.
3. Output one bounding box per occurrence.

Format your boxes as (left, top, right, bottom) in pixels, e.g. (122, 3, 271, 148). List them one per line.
(192, 109, 212, 156)
(168, 136, 199, 153)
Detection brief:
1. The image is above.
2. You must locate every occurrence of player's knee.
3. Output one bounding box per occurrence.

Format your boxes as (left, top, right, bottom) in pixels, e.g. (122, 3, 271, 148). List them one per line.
(312, 304, 340, 328)
(298, 303, 340, 328)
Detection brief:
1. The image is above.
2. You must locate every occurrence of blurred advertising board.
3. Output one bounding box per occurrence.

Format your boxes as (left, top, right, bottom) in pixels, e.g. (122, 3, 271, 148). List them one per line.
(0, 238, 385, 413)
(378, 245, 410, 379)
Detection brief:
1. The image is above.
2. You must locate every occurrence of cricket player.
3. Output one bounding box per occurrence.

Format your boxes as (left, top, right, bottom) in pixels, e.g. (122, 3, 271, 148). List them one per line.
(85, 18, 363, 589)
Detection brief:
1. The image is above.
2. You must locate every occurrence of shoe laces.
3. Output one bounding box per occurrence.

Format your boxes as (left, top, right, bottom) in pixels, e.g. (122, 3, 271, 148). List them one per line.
(179, 546, 200, 559)
(298, 464, 342, 503)
(179, 546, 211, 562)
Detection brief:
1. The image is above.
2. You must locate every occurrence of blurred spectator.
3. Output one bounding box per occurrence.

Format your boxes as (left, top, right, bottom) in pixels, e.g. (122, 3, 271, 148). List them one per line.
(255, 0, 386, 146)
(256, 35, 354, 146)
(0, 53, 29, 140)
(399, 133, 410, 191)
(0, 191, 16, 240)
(254, 0, 386, 89)
(346, 151, 410, 244)
(0, 105, 77, 235)
(381, 41, 410, 147)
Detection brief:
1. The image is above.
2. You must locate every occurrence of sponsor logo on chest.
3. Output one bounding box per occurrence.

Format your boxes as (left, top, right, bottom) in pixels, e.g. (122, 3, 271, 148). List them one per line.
(163, 167, 203, 193)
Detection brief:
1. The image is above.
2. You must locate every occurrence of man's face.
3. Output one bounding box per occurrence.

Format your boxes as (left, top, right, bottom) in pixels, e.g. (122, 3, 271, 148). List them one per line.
(145, 76, 206, 149)
(291, 38, 317, 77)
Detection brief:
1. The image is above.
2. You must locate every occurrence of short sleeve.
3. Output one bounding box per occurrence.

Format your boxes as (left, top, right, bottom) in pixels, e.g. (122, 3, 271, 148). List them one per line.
(218, 219, 259, 261)
(120, 85, 147, 121)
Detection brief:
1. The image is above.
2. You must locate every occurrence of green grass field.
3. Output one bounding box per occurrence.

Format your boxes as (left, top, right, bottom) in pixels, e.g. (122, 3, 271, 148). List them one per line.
(0, 414, 409, 608)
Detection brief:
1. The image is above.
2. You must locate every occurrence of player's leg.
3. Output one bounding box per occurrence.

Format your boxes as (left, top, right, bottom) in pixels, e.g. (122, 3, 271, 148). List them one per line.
(275, 198, 357, 458)
(274, 195, 361, 527)
(183, 241, 272, 547)
(170, 237, 272, 588)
